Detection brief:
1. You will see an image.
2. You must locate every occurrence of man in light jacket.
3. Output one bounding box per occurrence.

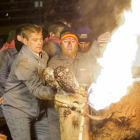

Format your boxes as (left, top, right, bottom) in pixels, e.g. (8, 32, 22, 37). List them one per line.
(2, 24, 55, 140)
(47, 26, 98, 140)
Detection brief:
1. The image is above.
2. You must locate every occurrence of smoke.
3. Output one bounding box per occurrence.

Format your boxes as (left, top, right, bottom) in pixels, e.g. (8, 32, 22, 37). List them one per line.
(76, 0, 132, 39)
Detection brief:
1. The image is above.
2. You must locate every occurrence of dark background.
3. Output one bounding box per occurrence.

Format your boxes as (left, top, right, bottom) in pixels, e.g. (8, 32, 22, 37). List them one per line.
(0, 0, 132, 48)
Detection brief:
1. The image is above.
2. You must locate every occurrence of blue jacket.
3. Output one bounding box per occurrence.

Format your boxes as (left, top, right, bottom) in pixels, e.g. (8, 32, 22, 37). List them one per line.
(3, 45, 55, 118)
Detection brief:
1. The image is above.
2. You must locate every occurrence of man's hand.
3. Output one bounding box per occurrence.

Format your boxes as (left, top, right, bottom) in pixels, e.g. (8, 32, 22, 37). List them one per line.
(97, 32, 110, 44)
(42, 67, 60, 90)
(97, 32, 111, 57)
(0, 97, 3, 105)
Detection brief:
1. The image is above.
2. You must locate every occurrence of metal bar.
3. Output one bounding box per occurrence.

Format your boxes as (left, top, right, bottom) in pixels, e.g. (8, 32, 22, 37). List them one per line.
(38, 0, 42, 25)
(0, 1, 33, 5)
(0, 1, 77, 6)
(0, 8, 44, 13)
(0, 15, 42, 21)
(0, 12, 77, 21)
(0, 1, 61, 5)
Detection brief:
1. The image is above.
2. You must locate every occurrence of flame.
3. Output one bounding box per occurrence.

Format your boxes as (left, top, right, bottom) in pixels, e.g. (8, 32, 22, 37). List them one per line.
(88, 0, 140, 111)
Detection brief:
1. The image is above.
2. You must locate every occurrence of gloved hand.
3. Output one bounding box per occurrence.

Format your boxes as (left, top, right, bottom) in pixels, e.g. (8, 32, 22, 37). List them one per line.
(42, 67, 60, 90)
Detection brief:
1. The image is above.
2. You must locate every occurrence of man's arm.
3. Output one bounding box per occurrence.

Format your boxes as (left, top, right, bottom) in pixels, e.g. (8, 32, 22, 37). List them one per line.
(97, 32, 111, 58)
(15, 59, 55, 100)
(48, 56, 60, 70)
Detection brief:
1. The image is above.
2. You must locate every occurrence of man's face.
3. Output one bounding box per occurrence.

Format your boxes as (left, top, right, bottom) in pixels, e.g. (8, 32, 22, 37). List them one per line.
(61, 37, 78, 58)
(24, 32, 43, 54)
(78, 42, 90, 52)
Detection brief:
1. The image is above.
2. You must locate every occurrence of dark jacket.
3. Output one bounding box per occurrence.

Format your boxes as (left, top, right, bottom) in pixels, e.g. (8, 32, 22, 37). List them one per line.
(0, 49, 18, 96)
(48, 52, 98, 86)
(0, 48, 18, 117)
(47, 52, 100, 108)
(3, 45, 55, 118)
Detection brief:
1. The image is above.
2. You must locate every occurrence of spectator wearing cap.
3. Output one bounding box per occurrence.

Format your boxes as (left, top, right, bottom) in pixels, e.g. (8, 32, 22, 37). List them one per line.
(77, 26, 110, 58)
(43, 22, 65, 59)
(47, 26, 98, 140)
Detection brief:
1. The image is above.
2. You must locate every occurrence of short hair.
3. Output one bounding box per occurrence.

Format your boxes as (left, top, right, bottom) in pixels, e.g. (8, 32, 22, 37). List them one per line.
(54, 16, 66, 23)
(16, 23, 29, 37)
(22, 24, 42, 40)
(48, 22, 65, 37)
(54, 16, 71, 25)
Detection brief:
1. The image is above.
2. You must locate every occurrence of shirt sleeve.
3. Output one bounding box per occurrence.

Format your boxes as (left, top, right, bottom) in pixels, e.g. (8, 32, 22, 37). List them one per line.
(89, 41, 100, 58)
(48, 56, 60, 70)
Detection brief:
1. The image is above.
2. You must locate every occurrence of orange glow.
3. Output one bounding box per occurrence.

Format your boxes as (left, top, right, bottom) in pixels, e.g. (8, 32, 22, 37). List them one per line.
(88, 0, 140, 111)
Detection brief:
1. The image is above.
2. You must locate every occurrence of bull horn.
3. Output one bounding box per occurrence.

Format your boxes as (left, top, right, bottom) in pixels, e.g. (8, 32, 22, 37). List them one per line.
(86, 112, 112, 121)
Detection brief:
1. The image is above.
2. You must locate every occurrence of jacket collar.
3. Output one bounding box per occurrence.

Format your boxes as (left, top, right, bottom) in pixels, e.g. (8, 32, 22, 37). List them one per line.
(8, 48, 18, 56)
(22, 45, 45, 60)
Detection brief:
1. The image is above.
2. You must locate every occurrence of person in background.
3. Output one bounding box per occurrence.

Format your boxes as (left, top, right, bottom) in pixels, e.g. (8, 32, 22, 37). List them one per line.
(0, 30, 16, 53)
(0, 24, 28, 53)
(0, 24, 25, 101)
(1, 24, 55, 140)
(54, 16, 72, 27)
(0, 24, 26, 140)
(77, 26, 110, 59)
(43, 22, 65, 59)
(44, 22, 65, 44)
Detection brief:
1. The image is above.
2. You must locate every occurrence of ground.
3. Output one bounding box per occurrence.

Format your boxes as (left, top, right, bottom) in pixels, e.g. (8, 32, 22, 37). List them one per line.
(91, 82, 140, 140)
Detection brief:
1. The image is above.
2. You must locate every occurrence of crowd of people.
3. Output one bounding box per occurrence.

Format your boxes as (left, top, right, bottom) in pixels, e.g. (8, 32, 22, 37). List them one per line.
(0, 21, 110, 140)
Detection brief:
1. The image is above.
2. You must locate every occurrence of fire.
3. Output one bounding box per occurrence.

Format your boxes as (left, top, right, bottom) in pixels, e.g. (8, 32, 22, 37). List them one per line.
(88, 0, 140, 111)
